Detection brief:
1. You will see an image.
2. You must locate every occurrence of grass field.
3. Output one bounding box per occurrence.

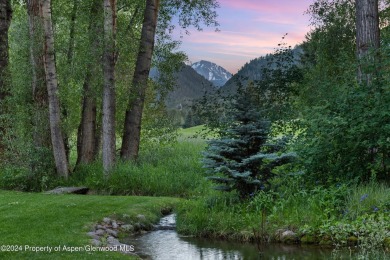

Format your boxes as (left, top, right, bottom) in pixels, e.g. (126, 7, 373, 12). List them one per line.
(0, 126, 207, 259)
(0, 190, 180, 259)
(178, 125, 206, 138)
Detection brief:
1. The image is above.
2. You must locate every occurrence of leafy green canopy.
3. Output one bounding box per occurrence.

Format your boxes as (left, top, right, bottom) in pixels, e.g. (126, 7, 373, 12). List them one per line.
(203, 87, 296, 198)
(296, 0, 390, 183)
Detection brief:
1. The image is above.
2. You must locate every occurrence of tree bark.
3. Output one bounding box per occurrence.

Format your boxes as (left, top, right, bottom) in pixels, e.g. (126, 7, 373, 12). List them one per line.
(0, 0, 11, 156)
(120, 0, 160, 161)
(62, 0, 79, 162)
(42, 0, 69, 177)
(102, 0, 116, 174)
(356, 0, 380, 174)
(356, 0, 380, 84)
(0, 0, 11, 101)
(76, 75, 98, 165)
(76, 0, 102, 166)
(27, 0, 53, 170)
(67, 0, 78, 63)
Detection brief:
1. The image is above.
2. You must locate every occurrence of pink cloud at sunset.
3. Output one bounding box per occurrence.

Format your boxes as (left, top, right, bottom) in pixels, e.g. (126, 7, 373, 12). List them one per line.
(175, 0, 314, 74)
(221, 0, 312, 14)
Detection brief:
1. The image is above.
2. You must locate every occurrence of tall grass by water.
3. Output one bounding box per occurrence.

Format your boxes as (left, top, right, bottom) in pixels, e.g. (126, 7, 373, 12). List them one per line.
(0, 127, 208, 197)
(343, 181, 390, 220)
(71, 140, 207, 197)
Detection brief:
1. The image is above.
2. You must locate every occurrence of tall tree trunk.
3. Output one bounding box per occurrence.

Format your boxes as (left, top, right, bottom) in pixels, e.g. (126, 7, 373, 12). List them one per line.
(356, 0, 380, 177)
(102, 0, 116, 174)
(356, 0, 380, 84)
(76, 0, 102, 166)
(62, 0, 79, 163)
(120, 0, 160, 161)
(77, 75, 98, 165)
(0, 0, 11, 157)
(0, 0, 11, 101)
(27, 0, 52, 170)
(42, 0, 69, 177)
(67, 0, 77, 62)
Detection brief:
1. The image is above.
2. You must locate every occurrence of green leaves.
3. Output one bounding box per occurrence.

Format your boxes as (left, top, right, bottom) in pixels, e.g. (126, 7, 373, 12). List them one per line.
(295, 0, 390, 184)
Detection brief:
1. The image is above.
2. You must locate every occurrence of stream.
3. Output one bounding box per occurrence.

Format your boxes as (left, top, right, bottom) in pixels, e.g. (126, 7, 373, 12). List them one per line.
(121, 214, 381, 260)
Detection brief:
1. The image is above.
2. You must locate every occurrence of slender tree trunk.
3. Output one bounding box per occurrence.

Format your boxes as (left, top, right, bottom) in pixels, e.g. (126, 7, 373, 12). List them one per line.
(77, 74, 98, 165)
(0, 0, 11, 158)
(356, 0, 380, 84)
(42, 0, 69, 177)
(120, 0, 160, 161)
(67, 0, 77, 62)
(356, 0, 380, 176)
(76, 0, 103, 166)
(27, 0, 43, 99)
(62, 0, 79, 163)
(0, 0, 11, 101)
(27, 0, 52, 171)
(102, 0, 116, 174)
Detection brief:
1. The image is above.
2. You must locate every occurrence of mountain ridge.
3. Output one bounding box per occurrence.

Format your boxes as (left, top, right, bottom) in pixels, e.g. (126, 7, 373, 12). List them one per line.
(223, 46, 303, 92)
(191, 60, 232, 87)
(166, 64, 216, 109)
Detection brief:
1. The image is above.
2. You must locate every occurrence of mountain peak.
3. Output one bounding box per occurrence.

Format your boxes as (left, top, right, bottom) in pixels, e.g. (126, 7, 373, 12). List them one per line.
(191, 60, 232, 87)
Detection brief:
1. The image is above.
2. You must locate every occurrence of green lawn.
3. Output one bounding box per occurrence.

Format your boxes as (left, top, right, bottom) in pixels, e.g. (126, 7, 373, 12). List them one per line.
(0, 190, 180, 259)
(178, 125, 217, 142)
(179, 125, 206, 138)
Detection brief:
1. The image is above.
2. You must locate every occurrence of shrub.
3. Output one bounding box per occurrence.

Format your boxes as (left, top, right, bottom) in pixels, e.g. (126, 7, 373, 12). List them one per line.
(0, 166, 62, 192)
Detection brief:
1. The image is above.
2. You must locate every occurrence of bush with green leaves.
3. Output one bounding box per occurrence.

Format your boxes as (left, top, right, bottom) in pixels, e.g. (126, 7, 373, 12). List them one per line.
(0, 166, 62, 192)
(295, 0, 390, 184)
(202, 87, 296, 198)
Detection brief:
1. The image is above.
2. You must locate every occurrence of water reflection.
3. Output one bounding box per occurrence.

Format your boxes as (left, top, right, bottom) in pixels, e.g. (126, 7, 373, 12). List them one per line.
(124, 229, 342, 260)
(181, 237, 336, 260)
(124, 229, 245, 259)
(121, 215, 386, 260)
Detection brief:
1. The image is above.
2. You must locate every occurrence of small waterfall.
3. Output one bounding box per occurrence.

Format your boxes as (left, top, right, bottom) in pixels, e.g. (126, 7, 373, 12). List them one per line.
(153, 214, 176, 231)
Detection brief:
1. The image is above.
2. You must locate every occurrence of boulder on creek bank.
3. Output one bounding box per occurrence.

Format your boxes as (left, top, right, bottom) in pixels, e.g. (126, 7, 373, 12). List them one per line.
(87, 217, 137, 256)
(273, 229, 299, 244)
(280, 230, 299, 244)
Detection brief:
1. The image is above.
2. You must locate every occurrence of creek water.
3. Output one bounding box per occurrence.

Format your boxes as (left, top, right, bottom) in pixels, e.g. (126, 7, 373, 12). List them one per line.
(121, 214, 378, 260)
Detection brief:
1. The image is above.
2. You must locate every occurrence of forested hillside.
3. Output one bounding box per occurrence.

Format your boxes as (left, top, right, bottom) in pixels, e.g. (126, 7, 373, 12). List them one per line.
(222, 46, 302, 92)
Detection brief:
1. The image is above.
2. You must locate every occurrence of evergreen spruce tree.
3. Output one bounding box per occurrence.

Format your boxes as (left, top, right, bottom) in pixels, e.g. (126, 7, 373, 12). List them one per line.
(203, 87, 296, 198)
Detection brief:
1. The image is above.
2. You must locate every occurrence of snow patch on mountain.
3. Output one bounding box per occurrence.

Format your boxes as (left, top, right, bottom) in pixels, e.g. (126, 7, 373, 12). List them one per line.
(191, 60, 232, 87)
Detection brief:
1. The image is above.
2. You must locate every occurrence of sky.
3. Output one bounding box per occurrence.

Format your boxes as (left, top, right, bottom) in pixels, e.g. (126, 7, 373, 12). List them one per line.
(175, 0, 314, 74)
